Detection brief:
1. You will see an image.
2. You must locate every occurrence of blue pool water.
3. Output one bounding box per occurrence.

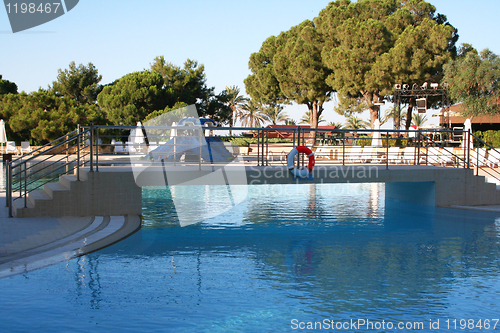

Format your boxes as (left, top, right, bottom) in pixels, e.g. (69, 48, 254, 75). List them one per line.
(1, 183, 500, 332)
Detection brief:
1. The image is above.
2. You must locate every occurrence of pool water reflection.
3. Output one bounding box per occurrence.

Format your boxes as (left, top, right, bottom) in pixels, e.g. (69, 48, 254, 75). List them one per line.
(1, 183, 500, 332)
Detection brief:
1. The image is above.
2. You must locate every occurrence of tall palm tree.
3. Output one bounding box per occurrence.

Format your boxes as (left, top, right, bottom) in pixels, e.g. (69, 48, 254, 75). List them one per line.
(327, 121, 343, 129)
(240, 100, 268, 128)
(411, 113, 428, 128)
(344, 115, 370, 129)
(225, 85, 248, 130)
(382, 106, 407, 129)
(262, 105, 289, 125)
(299, 111, 326, 125)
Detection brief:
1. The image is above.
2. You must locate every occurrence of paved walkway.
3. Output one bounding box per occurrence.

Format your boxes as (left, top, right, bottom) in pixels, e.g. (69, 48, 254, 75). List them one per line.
(0, 192, 141, 279)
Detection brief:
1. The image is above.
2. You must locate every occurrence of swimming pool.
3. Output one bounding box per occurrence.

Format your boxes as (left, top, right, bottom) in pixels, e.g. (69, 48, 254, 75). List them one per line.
(1, 183, 500, 332)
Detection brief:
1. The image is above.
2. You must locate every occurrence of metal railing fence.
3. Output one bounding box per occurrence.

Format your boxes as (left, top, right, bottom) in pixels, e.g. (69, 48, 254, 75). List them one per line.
(6, 125, 92, 217)
(7, 124, 500, 217)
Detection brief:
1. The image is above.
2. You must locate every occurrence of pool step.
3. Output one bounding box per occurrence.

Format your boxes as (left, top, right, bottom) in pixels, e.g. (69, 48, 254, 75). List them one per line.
(44, 182, 70, 198)
(0, 216, 142, 279)
(12, 169, 142, 217)
(13, 173, 83, 217)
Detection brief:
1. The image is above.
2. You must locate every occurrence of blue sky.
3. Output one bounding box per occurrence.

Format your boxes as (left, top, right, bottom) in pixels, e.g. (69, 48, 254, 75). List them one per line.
(1, 0, 499, 127)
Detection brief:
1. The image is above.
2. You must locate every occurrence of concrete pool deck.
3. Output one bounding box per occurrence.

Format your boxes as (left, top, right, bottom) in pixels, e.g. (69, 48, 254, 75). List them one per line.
(0, 191, 141, 279)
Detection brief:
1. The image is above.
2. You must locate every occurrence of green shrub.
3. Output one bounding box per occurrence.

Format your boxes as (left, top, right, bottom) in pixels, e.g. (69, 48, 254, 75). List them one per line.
(222, 137, 292, 146)
(357, 136, 371, 146)
(356, 136, 409, 147)
(473, 130, 500, 148)
(228, 137, 251, 146)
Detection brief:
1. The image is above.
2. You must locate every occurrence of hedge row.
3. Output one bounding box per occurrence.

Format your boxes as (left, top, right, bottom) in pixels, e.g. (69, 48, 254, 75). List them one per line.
(224, 137, 293, 146)
(473, 130, 500, 148)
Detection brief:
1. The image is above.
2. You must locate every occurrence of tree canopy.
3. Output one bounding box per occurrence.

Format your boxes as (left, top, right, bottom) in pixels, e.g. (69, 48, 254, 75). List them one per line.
(224, 85, 248, 128)
(0, 63, 106, 143)
(262, 105, 289, 125)
(0, 90, 104, 143)
(245, 20, 333, 132)
(239, 100, 268, 128)
(51, 61, 102, 104)
(0, 57, 237, 143)
(344, 115, 370, 129)
(315, 0, 457, 128)
(443, 48, 500, 116)
(150, 56, 232, 124)
(246, 0, 458, 130)
(244, 36, 286, 107)
(0, 75, 18, 95)
(97, 70, 166, 125)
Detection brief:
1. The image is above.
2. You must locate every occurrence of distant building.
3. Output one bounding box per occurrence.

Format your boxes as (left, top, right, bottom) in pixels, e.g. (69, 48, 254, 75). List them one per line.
(439, 104, 500, 131)
(249, 124, 338, 138)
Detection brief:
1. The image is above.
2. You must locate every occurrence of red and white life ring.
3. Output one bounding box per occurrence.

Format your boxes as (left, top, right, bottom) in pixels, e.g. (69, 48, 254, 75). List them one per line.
(287, 146, 315, 178)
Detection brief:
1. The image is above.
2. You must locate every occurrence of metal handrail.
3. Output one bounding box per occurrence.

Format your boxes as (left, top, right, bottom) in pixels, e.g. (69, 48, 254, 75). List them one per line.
(419, 133, 466, 167)
(11, 129, 78, 165)
(9, 123, 500, 217)
(77, 125, 500, 173)
(6, 126, 93, 217)
(84, 124, 481, 166)
(466, 132, 500, 181)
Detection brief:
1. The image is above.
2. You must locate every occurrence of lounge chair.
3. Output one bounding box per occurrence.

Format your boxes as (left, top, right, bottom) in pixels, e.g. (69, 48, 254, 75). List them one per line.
(112, 139, 127, 154)
(315, 146, 333, 160)
(387, 147, 402, 164)
(472, 148, 487, 167)
(487, 149, 500, 168)
(347, 146, 362, 163)
(370, 146, 387, 164)
(427, 147, 455, 166)
(267, 151, 286, 164)
(358, 146, 385, 163)
(402, 147, 415, 164)
(401, 147, 426, 165)
(126, 142, 137, 154)
(440, 148, 456, 166)
(426, 147, 441, 165)
(360, 146, 373, 163)
(20, 141, 32, 155)
(6, 141, 17, 155)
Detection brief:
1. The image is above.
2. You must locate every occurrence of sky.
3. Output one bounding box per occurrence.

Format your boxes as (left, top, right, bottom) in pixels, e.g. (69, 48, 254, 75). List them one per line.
(1, 0, 499, 128)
